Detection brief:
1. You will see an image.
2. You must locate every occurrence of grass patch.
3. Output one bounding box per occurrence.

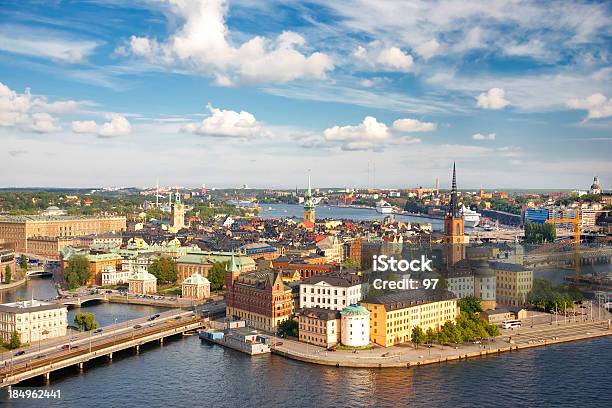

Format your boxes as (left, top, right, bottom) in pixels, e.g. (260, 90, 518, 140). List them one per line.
(334, 344, 374, 351)
(158, 286, 181, 295)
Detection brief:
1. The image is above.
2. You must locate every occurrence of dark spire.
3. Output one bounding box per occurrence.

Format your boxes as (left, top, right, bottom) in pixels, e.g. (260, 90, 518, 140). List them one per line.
(448, 162, 460, 217)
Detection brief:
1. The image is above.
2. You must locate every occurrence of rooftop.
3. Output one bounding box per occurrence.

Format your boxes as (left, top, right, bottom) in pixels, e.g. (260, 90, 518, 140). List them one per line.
(363, 289, 457, 311)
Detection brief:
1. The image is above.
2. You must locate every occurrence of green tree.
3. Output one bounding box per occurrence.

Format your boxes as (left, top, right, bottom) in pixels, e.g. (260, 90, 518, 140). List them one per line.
(64, 255, 91, 289)
(277, 319, 299, 338)
(524, 222, 556, 244)
(148, 257, 177, 284)
(458, 296, 483, 315)
(19, 255, 28, 270)
(4, 265, 11, 284)
(74, 312, 98, 331)
(7, 330, 21, 349)
(424, 328, 437, 345)
(208, 261, 228, 291)
(411, 326, 425, 349)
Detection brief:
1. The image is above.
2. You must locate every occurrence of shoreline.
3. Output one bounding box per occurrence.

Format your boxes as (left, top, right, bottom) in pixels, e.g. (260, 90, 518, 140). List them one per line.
(0, 277, 27, 292)
(271, 323, 611, 368)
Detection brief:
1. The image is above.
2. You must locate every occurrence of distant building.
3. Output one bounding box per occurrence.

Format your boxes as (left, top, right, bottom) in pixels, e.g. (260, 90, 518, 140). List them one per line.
(340, 304, 370, 347)
(299, 273, 363, 311)
(491, 261, 533, 307)
(525, 208, 552, 224)
(101, 265, 130, 286)
(0, 215, 126, 253)
(298, 308, 340, 348)
(443, 164, 469, 266)
(302, 175, 315, 230)
(181, 272, 210, 300)
(362, 290, 459, 347)
(239, 243, 279, 260)
(128, 267, 157, 294)
(316, 235, 344, 263)
(169, 191, 185, 233)
(41, 206, 67, 216)
(0, 299, 67, 344)
(590, 176, 602, 195)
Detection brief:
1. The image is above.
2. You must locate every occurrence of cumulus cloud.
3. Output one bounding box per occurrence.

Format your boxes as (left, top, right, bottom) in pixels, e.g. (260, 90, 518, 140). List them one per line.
(353, 41, 414, 71)
(567, 93, 612, 119)
(181, 103, 271, 138)
(0, 82, 75, 133)
(72, 114, 131, 137)
(472, 133, 496, 140)
(476, 88, 510, 109)
(122, 0, 333, 85)
(324, 116, 390, 142)
(392, 118, 437, 132)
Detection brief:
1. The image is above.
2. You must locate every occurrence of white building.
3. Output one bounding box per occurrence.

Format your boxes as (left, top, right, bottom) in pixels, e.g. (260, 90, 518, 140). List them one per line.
(299, 274, 363, 311)
(101, 265, 131, 286)
(181, 272, 211, 300)
(128, 266, 157, 294)
(340, 305, 370, 347)
(0, 299, 67, 344)
(446, 273, 475, 299)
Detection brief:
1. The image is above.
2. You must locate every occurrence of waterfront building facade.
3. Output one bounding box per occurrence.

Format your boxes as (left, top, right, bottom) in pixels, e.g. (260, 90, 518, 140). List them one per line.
(297, 308, 340, 348)
(491, 261, 533, 307)
(340, 304, 370, 347)
(362, 290, 459, 347)
(0, 248, 16, 283)
(225, 256, 293, 332)
(0, 299, 67, 344)
(100, 265, 131, 286)
(299, 273, 363, 311)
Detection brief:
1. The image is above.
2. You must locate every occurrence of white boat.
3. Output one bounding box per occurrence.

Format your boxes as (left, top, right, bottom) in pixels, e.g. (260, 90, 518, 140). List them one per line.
(376, 200, 393, 214)
(460, 205, 481, 228)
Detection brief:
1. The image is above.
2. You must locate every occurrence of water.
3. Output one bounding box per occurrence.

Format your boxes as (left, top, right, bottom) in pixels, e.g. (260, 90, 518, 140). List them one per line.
(259, 203, 445, 231)
(1, 333, 610, 407)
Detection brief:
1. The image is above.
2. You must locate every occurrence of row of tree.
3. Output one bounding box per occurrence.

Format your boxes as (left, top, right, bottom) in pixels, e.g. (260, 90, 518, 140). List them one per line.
(527, 279, 583, 312)
(411, 297, 500, 348)
(524, 222, 556, 244)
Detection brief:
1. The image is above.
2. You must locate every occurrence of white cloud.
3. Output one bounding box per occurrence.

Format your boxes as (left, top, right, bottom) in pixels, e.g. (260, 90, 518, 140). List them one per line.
(392, 118, 437, 132)
(414, 39, 441, 60)
(123, 0, 333, 85)
(72, 114, 132, 137)
(353, 42, 413, 71)
(472, 133, 496, 140)
(567, 93, 612, 119)
(476, 88, 510, 110)
(0, 25, 98, 63)
(324, 116, 390, 142)
(0, 82, 73, 133)
(181, 103, 271, 138)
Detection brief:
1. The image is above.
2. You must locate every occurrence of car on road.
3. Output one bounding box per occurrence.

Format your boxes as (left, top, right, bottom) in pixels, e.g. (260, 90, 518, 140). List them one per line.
(133, 324, 142, 329)
(14, 351, 25, 356)
(174, 316, 182, 320)
(94, 328, 103, 333)
(72, 345, 79, 349)
(61, 345, 70, 350)
(35, 354, 46, 359)
(149, 323, 155, 327)
(154, 313, 160, 318)
(275, 342, 283, 346)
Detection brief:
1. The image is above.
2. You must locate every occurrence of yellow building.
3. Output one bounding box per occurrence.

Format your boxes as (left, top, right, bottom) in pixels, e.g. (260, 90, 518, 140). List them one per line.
(0, 215, 126, 253)
(0, 299, 67, 344)
(362, 290, 459, 347)
(491, 261, 533, 307)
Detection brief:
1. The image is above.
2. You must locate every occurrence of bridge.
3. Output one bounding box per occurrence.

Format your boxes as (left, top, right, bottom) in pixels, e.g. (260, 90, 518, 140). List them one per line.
(53, 293, 110, 307)
(523, 247, 612, 268)
(0, 310, 205, 387)
(25, 268, 53, 278)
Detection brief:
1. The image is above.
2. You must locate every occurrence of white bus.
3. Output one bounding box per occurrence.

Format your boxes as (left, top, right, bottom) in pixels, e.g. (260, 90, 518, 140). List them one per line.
(501, 320, 522, 329)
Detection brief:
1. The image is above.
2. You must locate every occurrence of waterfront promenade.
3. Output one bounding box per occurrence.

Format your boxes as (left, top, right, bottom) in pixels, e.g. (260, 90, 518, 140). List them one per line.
(271, 319, 611, 368)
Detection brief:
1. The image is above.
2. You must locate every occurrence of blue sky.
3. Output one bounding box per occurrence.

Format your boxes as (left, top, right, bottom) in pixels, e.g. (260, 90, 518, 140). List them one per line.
(0, 0, 610, 189)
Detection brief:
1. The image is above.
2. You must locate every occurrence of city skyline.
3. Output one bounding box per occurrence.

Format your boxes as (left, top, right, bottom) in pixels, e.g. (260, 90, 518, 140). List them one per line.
(1, 0, 611, 188)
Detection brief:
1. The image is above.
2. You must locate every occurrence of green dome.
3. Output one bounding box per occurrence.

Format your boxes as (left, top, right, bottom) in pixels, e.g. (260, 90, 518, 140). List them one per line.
(341, 304, 370, 316)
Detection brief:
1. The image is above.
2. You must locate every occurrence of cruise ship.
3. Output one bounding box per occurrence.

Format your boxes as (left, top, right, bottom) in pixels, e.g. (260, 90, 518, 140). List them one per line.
(460, 205, 481, 227)
(376, 200, 393, 214)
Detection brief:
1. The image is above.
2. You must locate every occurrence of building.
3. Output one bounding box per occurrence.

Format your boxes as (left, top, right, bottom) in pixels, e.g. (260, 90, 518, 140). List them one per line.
(443, 164, 469, 266)
(316, 235, 344, 263)
(340, 304, 370, 347)
(181, 272, 211, 300)
(176, 251, 255, 282)
(225, 256, 293, 332)
(272, 260, 335, 279)
(26, 236, 76, 260)
(0, 215, 126, 253)
(491, 261, 533, 307)
(303, 175, 315, 229)
(0, 299, 67, 344)
(299, 273, 363, 311)
(100, 265, 130, 286)
(61, 247, 123, 286)
(362, 290, 459, 347)
(525, 208, 552, 224)
(128, 267, 157, 294)
(297, 308, 340, 348)
(41, 206, 67, 216)
(590, 176, 602, 195)
(239, 243, 280, 260)
(0, 248, 16, 283)
(169, 192, 185, 233)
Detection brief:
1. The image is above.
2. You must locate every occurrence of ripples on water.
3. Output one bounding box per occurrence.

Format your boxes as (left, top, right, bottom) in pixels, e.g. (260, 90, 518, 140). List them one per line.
(3, 335, 610, 408)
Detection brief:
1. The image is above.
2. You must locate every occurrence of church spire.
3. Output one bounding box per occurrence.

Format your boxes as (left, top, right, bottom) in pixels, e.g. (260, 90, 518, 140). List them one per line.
(448, 162, 460, 217)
